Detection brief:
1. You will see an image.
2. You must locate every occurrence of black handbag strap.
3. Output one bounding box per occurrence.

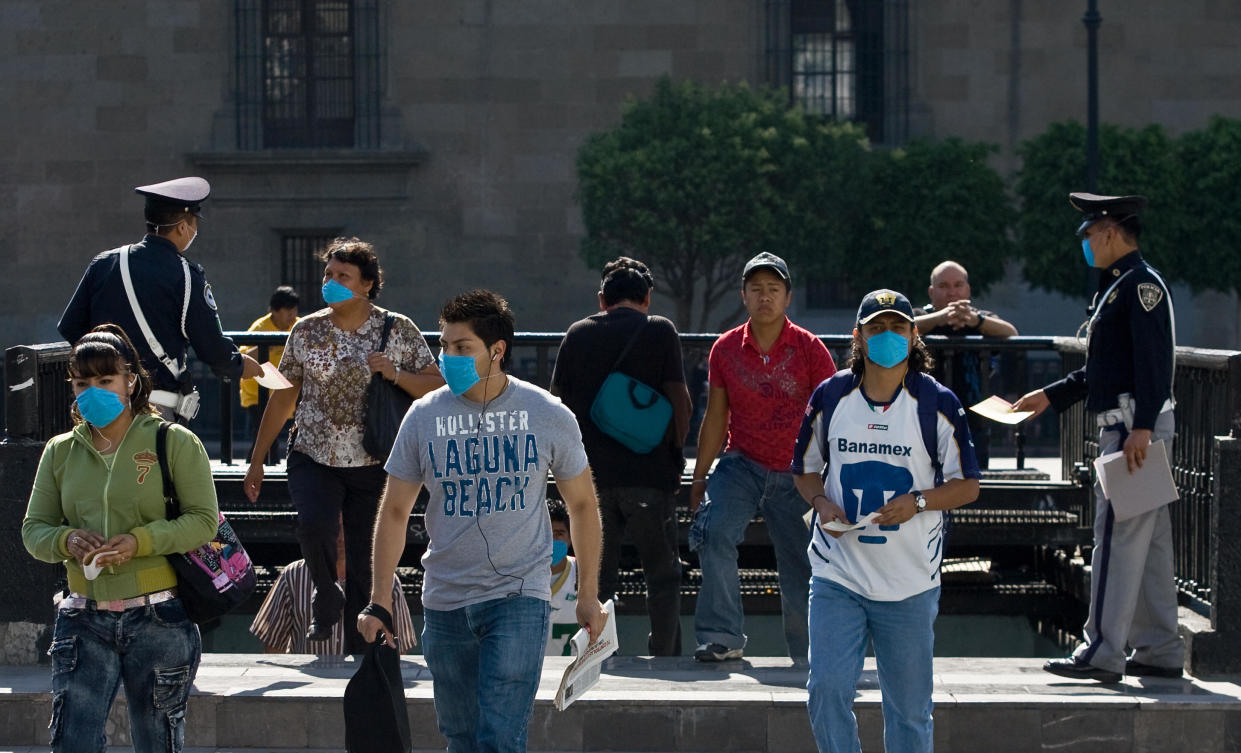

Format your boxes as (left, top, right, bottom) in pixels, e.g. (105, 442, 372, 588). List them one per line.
(377, 311, 395, 351)
(610, 316, 650, 372)
(157, 421, 180, 519)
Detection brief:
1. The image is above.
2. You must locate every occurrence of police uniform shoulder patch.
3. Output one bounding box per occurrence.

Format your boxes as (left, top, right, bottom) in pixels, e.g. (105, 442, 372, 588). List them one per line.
(203, 283, 218, 311)
(1137, 282, 1163, 312)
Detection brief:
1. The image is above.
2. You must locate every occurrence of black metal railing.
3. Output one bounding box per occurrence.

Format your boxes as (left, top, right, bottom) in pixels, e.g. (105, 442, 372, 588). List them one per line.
(1056, 337, 1241, 612)
(8, 333, 1239, 615)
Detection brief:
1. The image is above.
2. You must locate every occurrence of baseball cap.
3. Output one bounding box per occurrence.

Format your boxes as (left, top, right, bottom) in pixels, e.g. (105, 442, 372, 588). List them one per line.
(856, 289, 916, 325)
(742, 252, 790, 285)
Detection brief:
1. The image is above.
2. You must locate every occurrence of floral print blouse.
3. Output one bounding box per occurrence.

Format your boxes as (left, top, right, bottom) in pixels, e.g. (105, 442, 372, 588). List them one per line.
(279, 306, 435, 467)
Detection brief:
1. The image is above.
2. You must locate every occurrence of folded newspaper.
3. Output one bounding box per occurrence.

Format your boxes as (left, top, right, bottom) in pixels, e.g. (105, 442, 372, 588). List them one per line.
(553, 599, 618, 711)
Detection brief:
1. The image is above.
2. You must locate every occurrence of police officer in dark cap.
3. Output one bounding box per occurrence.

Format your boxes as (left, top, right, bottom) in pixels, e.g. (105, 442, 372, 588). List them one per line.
(59, 177, 262, 422)
(1014, 192, 1182, 683)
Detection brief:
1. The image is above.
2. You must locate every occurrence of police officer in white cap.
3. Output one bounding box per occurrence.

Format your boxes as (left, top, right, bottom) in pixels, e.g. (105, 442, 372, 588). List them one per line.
(59, 177, 262, 422)
(1014, 192, 1182, 683)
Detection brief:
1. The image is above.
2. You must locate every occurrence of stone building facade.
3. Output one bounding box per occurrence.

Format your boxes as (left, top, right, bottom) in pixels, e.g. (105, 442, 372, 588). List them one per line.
(3, 0, 1240, 353)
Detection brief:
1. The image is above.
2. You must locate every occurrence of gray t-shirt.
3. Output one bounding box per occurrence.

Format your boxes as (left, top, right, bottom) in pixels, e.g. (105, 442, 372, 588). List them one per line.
(385, 377, 590, 611)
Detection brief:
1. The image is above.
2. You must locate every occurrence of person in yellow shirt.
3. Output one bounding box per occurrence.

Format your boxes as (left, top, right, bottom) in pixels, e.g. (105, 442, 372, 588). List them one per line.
(241, 286, 299, 456)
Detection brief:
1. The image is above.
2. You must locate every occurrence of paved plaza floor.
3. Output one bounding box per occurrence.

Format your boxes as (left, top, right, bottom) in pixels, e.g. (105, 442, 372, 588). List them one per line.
(4, 654, 1241, 752)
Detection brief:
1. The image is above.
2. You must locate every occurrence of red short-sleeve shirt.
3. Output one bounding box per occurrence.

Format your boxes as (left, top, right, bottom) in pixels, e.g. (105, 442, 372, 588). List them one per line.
(709, 318, 837, 471)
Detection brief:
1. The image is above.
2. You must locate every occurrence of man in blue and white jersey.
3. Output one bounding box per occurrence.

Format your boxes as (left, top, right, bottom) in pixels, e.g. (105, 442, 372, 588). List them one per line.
(791, 289, 981, 753)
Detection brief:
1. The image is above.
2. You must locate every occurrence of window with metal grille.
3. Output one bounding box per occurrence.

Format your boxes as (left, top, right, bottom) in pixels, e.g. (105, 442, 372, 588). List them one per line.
(235, 0, 382, 150)
(804, 276, 863, 310)
(280, 233, 338, 309)
(764, 0, 908, 144)
(263, 0, 354, 148)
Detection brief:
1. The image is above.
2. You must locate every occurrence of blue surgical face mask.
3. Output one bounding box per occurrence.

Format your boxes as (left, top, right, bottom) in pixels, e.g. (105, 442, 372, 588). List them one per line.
(551, 539, 569, 566)
(322, 278, 356, 304)
(1081, 238, 1095, 267)
(865, 330, 910, 369)
(438, 352, 482, 396)
(76, 386, 127, 428)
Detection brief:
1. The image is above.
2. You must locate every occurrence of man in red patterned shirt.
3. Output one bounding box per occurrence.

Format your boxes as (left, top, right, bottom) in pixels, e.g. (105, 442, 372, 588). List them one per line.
(688, 252, 837, 662)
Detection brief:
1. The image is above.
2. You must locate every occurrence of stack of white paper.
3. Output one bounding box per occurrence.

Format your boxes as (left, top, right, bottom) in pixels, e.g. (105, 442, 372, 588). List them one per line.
(553, 599, 618, 711)
(1092, 439, 1179, 521)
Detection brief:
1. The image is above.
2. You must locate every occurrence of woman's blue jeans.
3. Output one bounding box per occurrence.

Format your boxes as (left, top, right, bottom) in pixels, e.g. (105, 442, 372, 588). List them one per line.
(806, 578, 938, 753)
(421, 595, 551, 753)
(47, 598, 201, 753)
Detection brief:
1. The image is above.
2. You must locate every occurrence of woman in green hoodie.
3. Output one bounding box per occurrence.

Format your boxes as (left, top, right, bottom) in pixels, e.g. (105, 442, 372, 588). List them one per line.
(22, 324, 218, 753)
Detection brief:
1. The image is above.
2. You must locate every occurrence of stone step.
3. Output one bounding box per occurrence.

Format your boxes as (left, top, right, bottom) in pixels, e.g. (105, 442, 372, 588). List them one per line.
(4, 654, 1240, 752)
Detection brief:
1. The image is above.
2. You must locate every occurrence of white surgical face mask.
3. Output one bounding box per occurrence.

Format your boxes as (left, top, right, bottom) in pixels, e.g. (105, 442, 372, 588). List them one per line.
(182, 223, 198, 251)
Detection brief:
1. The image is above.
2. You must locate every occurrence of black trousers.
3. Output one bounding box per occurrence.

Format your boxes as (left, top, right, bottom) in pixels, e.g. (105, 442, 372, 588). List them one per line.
(286, 450, 387, 654)
(597, 486, 683, 656)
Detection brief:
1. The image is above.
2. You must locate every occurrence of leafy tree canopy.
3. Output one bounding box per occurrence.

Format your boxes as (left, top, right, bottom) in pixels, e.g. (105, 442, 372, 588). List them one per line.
(1175, 116, 1241, 293)
(845, 138, 1014, 306)
(1015, 121, 1183, 298)
(577, 77, 1015, 328)
(576, 77, 869, 330)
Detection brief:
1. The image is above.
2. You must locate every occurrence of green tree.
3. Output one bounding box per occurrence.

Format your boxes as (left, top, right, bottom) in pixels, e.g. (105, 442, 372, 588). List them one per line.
(844, 139, 1014, 304)
(577, 77, 1013, 326)
(1176, 116, 1241, 293)
(1015, 121, 1182, 298)
(575, 77, 869, 330)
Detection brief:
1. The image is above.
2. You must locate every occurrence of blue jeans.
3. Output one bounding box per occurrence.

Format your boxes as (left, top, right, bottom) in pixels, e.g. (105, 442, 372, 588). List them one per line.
(806, 578, 938, 753)
(421, 595, 551, 753)
(691, 452, 812, 658)
(47, 598, 201, 753)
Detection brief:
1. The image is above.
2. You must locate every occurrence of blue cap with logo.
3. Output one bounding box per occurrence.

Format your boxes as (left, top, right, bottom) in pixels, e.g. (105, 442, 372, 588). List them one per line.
(857, 289, 915, 325)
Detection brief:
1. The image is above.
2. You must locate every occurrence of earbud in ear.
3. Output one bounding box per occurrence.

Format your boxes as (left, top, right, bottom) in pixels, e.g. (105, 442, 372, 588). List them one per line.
(492, 351, 500, 361)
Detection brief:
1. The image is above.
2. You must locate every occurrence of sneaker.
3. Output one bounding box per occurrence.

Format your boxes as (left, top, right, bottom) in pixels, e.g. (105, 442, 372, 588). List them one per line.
(694, 643, 743, 662)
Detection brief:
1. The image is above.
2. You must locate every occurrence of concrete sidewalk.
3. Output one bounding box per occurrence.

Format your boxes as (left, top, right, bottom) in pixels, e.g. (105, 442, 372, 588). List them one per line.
(4, 654, 1241, 752)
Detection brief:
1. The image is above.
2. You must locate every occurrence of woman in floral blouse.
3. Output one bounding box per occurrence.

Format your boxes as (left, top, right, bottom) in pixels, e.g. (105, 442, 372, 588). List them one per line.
(244, 237, 441, 652)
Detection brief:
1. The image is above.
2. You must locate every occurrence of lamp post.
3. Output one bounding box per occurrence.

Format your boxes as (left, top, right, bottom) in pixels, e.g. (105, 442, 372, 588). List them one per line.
(1083, 0, 1101, 192)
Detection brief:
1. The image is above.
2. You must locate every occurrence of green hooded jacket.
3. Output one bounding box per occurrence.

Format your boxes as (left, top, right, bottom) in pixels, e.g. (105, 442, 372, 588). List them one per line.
(22, 413, 219, 601)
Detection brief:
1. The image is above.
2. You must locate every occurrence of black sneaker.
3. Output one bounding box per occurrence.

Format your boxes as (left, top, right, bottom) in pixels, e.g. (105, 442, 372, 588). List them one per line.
(694, 643, 743, 662)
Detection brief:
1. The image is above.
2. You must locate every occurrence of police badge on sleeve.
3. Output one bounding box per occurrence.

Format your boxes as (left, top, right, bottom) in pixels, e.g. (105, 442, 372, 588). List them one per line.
(1137, 282, 1163, 312)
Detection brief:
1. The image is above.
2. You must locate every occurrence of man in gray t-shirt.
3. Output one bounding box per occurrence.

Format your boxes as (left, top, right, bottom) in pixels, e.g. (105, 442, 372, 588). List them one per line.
(360, 290, 605, 753)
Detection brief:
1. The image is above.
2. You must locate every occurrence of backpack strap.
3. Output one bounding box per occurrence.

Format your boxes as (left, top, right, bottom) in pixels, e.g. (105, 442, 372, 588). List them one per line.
(910, 372, 945, 487)
(813, 371, 862, 480)
(157, 422, 180, 519)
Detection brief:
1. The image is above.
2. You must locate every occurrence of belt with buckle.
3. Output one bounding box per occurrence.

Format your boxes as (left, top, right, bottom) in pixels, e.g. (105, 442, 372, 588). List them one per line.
(57, 588, 178, 612)
(149, 390, 180, 409)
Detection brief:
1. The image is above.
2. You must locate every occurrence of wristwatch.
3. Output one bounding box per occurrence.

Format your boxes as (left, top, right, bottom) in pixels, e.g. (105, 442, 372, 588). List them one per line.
(974, 311, 986, 328)
(914, 491, 928, 513)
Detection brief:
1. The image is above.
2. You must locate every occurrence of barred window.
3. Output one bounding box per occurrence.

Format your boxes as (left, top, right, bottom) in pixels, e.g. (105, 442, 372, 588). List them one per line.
(765, 0, 907, 144)
(792, 1, 855, 119)
(804, 276, 863, 310)
(263, 0, 354, 148)
(235, 0, 382, 150)
(280, 233, 338, 309)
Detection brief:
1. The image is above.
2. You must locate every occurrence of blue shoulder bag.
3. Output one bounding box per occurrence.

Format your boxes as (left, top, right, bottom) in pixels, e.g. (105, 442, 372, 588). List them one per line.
(589, 317, 673, 454)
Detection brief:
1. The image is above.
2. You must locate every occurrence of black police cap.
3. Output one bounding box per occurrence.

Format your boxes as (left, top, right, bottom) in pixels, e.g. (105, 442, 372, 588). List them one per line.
(135, 177, 211, 222)
(1069, 192, 1147, 236)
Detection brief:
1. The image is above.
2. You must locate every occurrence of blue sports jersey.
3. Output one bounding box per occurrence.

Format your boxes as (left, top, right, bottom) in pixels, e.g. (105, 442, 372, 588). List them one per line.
(792, 373, 981, 601)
